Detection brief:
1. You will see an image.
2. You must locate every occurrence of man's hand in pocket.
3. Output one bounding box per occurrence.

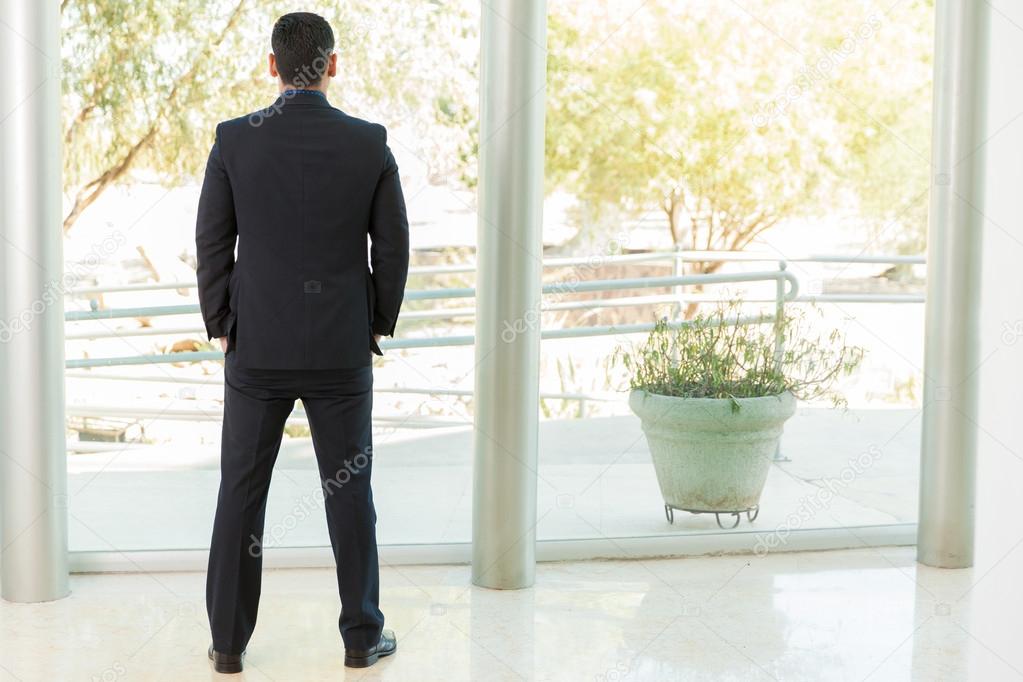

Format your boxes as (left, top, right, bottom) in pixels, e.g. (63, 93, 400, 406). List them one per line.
(218, 337, 228, 353)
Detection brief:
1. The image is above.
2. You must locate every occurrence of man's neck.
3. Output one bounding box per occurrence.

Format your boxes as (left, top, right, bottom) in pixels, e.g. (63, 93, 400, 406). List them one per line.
(279, 83, 327, 95)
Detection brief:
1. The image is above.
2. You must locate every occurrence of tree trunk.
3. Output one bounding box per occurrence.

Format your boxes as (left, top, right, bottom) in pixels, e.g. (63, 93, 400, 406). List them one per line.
(682, 260, 725, 319)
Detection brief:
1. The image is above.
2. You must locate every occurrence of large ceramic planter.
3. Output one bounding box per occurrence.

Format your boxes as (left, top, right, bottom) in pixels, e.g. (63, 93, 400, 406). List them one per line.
(629, 389, 796, 523)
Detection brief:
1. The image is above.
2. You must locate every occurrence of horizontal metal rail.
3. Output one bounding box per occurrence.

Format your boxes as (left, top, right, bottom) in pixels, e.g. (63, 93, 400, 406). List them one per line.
(63, 371, 616, 401)
(66, 304, 200, 322)
(64, 292, 924, 341)
(64, 270, 798, 324)
(65, 310, 774, 368)
(797, 294, 925, 304)
(64, 316, 771, 367)
(67, 250, 923, 296)
(66, 325, 208, 340)
(66, 404, 468, 428)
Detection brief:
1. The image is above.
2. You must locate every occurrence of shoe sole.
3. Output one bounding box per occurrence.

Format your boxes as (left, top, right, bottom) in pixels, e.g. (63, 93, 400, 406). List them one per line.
(212, 661, 243, 674)
(209, 651, 243, 674)
(345, 646, 396, 668)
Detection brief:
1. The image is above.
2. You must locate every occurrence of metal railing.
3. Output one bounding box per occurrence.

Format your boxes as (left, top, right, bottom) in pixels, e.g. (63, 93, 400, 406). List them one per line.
(63, 250, 922, 425)
(64, 265, 800, 367)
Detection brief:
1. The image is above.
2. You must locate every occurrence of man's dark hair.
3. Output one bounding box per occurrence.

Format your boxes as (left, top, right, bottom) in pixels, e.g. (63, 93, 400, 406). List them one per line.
(271, 12, 335, 87)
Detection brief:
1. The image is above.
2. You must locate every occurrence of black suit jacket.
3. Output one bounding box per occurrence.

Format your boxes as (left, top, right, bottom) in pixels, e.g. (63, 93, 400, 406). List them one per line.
(195, 91, 409, 369)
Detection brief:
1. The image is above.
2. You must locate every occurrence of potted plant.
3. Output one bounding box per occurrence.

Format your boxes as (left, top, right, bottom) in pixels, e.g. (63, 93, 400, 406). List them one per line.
(615, 302, 863, 528)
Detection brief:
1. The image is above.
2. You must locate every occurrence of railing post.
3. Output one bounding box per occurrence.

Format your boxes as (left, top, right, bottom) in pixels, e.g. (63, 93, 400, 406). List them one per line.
(672, 246, 685, 320)
(0, 0, 69, 602)
(472, 0, 547, 589)
(772, 261, 790, 463)
(773, 261, 787, 370)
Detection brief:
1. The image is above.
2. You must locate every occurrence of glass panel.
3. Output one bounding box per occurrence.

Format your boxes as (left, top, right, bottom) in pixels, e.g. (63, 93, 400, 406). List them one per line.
(65, 0, 932, 556)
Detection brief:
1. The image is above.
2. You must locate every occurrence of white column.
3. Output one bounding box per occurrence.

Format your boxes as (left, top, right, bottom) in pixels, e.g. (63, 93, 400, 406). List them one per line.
(471, 0, 547, 589)
(0, 0, 69, 601)
(917, 0, 990, 569)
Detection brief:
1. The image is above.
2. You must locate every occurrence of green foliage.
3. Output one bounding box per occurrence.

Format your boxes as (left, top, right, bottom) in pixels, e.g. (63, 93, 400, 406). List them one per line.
(61, 0, 264, 229)
(822, 0, 934, 253)
(546, 0, 934, 255)
(614, 302, 864, 404)
(62, 0, 933, 257)
(60, 0, 478, 231)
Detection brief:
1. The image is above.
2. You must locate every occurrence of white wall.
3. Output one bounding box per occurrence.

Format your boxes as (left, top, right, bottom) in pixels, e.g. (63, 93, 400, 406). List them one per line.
(946, 4, 1023, 672)
(974, 1, 1023, 570)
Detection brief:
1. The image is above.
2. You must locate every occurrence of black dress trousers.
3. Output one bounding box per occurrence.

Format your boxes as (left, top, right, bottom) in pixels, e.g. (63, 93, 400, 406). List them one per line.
(206, 352, 384, 654)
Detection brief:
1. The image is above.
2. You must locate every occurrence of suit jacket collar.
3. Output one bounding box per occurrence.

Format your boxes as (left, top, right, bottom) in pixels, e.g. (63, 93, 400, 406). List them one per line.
(271, 90, 333, 109)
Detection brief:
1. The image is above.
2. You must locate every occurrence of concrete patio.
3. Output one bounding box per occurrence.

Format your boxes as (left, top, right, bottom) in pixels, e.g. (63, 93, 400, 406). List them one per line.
(67, 407, 920, 556)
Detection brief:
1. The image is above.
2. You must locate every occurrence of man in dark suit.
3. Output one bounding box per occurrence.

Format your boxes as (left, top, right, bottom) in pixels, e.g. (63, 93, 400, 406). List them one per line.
(195, 11, 409, 673)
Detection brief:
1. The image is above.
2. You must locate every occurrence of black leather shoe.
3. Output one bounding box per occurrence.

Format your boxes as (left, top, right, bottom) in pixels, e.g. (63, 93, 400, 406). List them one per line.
(208, 645, 244, 674)
(344, 629, 397, 668)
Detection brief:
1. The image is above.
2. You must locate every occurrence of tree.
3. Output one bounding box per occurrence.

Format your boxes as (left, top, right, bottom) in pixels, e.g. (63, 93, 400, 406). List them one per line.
(61, 0, 256, 232)
(60, 0, 478, 233)
(820, 0, 934, 254)
(545, 0, 934, 291)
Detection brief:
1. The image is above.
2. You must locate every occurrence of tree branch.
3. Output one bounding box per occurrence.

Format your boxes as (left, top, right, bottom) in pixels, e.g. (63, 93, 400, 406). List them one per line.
(62, 0, 248, 232)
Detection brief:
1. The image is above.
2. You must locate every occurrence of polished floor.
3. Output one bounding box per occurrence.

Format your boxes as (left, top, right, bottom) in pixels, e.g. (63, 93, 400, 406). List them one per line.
(1, 545, 1019, 681)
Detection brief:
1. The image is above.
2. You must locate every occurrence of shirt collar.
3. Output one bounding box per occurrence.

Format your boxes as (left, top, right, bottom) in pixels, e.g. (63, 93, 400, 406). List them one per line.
(281, 89, 327, 99)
